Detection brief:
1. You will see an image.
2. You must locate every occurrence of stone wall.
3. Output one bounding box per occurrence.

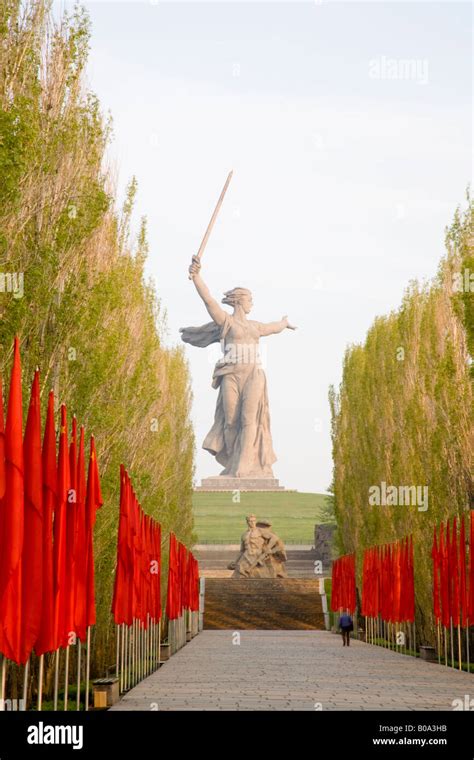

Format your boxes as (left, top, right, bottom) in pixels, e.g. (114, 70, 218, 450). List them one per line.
(314, 524, 336, 570)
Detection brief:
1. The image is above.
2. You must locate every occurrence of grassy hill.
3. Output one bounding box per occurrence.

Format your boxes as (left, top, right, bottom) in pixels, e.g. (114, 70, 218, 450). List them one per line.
(193, 491, 329, 544)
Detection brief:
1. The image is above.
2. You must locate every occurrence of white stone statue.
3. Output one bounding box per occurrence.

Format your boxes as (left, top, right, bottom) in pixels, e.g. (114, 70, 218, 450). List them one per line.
(227, 515, 288, 578)
(180, 256, 296, 480)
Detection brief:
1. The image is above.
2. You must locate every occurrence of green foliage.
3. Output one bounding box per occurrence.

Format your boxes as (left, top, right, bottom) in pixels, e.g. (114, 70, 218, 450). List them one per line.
(330, 199, 473, 646)
(0, 1, 195, 673)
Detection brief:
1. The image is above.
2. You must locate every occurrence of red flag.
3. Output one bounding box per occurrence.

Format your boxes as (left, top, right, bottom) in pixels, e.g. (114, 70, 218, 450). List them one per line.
(0, 374, 5, 653)
(406, 536, 415, 623)
(64, 416, 78, 641)
(74, 426, 88, 641)
(112, 466, 132, 626)
(450, 517, 460, 627)
(0, 337, 24, 663)
(469, 512, 474, 623)
(179, 543, 188, 613)
(166, 533, 180, 620)
(152, 521, 162, 621)
(191, 556, 200, 612)
(439, 523, 450, 628)
(392, 541, 402, 623)
(129, 490, 140, 622)
(431, 526, 440, 624)
(0, 372, 5, 542)
(53, 405, 70, 649)
(20, 370, 43, 662)
(459, 515, 468, 628)
(85, 436, 103, 628)
(35, 391, 57, 656)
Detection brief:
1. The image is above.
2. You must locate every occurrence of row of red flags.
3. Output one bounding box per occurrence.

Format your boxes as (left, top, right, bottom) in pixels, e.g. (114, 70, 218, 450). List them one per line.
(112, 466, 162, 626)
(432, 513, 474, 628)
(165, 533, 199, 620)
(361, 537, 415, 623)
(111, 469, 200, 626)
(330, 554, 356, 613)
(0, 338, 103, 665)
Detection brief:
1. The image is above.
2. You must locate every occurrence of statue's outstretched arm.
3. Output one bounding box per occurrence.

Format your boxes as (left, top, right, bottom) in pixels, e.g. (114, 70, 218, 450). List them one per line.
(258, 316, 297, 336)
(188, 255, 227, 326)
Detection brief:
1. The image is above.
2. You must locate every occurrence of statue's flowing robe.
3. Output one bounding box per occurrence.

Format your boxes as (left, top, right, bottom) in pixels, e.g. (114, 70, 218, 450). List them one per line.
(180, 314, 277, 477)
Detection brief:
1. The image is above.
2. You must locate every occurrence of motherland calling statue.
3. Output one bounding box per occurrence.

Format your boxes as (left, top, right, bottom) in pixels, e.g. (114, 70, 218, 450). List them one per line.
(228, 515, 288, 578)
(181, 254, 296, 484)
(179, 171, 295, 488)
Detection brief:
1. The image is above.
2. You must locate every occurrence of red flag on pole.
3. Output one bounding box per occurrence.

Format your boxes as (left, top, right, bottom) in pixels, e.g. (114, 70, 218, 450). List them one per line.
(469, 512, 474, 624)
(450, 517, 460, 627)
(64, 416, 78, 641)
(439, 523, 450, 628)
(53, 404, 70, 650)
(0, 373, 5, 544)
(112, 465, 131, 626)
(179, 542, 188, 614)
(0, 337, 24, 663)
(152, 521, 162, 621)
(74, 426, 88, 641)
(0, 373, 6, 653)
(431, 526, 440, 624)
(85, 436, 103, 628)
(166, 533, 180, 620)
(459, 515, 467, 628)
(407, 536, 415, 623)
(21, 370, 43, 662)
(35, 391, 57, 656)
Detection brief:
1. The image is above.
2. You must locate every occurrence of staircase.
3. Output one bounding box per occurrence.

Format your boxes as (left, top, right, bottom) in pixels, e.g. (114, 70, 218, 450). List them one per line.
(203, 578, 325, 630)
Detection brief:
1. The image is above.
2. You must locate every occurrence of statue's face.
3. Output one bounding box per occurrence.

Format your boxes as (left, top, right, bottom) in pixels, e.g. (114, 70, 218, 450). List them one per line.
(247, 515, 257, 529)
(240, 294, 253, 314)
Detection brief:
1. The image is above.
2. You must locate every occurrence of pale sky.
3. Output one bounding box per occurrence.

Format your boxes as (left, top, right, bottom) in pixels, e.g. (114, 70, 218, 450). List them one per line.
(56, 1, 471, 493)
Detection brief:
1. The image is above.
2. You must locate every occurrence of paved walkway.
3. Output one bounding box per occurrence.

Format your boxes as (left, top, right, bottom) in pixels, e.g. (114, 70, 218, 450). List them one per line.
(111, 631, 473, 711)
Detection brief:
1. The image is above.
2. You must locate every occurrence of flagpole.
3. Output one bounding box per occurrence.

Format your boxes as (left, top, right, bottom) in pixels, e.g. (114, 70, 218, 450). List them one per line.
(22, 658, 30, 710)
(450, 618, 454, 668)
(115, 625, 120, 686)
(147, 615, 150, 676)
(64, 645, 70, 711)
(37, 654, 44, 710)
(444, 625, 448, 666)
(139, 622, 142, 682)
(0, 655, 6, 710)
(457, 625, 462, 671)
(76, 640, 82, 711)
(133, 619, 137, 685)
(158, 619, 161, 665)
(119, 625, 124, 692)
(123, 625, 127, 691)
(85, 627, 91, 711)
(466, 622, 470, 672)
(437, 621, 441, 665)
(53, 649, 60, 711)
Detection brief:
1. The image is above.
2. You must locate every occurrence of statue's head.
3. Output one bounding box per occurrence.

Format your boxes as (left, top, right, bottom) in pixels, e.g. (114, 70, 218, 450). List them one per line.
(246, 514, 257, 529)
(222, 287, 253, 314)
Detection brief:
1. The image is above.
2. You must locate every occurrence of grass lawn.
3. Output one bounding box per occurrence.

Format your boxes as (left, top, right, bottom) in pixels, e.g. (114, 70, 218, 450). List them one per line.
(192, 490, 329, 543)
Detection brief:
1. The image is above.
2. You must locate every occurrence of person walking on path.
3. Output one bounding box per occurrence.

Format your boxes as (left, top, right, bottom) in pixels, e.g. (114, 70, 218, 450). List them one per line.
(339, 610, 353, 646)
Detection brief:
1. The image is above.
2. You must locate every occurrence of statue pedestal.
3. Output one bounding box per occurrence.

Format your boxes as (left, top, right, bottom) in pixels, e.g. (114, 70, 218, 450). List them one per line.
(196, 476, 285, 492)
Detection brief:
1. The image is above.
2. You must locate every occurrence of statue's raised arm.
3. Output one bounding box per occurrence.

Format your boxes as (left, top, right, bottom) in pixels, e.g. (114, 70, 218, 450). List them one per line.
(188, 255, 226, 326)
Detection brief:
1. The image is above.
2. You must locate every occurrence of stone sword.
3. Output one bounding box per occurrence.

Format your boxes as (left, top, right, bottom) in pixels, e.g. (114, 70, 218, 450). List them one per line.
(188, 170, 233, 279)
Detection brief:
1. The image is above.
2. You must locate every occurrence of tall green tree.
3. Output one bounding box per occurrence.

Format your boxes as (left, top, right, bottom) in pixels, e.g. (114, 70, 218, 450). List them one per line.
(330, 199, 473, 644)
(0, 0, 195, 672)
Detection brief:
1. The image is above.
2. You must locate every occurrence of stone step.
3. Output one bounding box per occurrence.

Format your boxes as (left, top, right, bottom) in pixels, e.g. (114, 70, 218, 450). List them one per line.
(203, 578, 325, 630)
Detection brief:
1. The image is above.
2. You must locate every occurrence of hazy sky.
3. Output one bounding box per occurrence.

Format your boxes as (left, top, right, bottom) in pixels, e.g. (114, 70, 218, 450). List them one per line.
(56, 1, 471, 493)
